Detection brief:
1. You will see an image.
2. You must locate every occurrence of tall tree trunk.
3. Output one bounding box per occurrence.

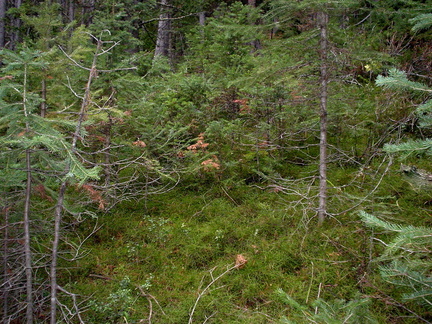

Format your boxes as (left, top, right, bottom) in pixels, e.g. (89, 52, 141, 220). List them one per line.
(317, 11, 328, 226)
(154, 0, 171, 60)
(0, 0, 6, 48)
(24, 149, 33, 324)
(59, 0, 74, 27)
(2, 206, 10, 321)
(80, 0, 95, 26)
(11, 0, 22, 49)
(50, 40, 101, 324)
(104, 113, 112, 187)
(68, 0, 75, 23)
(23, 64, 34, 324)
(247, 0, 261, 51)
(50, 180, 66, 324)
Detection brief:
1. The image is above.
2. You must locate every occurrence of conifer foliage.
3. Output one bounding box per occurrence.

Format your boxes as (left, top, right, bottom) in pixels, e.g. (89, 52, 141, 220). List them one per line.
(375, 12, 432, 158)
(0, 47, 100, 323)
(361, 212, 432, 310)
(276, 288, 378, 324)
(1, 0, 432, 322)
(376, 68, 432, 158)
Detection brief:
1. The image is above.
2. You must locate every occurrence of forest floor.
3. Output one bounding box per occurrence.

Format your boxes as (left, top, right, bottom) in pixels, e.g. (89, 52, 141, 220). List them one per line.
(65, 160, 432, 323)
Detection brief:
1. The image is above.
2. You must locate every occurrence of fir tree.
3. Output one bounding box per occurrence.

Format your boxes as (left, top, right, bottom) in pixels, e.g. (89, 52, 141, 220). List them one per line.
(0, 47, 99, 323)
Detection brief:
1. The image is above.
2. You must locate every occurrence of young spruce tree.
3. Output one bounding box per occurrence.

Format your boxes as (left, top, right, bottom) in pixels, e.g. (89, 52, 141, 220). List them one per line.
(0, 47, 100, 323)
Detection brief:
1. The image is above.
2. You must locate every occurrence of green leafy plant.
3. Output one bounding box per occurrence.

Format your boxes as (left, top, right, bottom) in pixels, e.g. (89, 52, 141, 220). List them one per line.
(88, 276, 141, 323)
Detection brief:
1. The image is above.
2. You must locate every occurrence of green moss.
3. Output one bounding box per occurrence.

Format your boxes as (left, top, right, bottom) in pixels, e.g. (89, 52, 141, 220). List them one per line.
(67, 154, 431, 323)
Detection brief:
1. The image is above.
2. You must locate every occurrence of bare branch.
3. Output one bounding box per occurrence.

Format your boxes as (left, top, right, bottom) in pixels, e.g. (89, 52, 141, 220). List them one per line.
(188, 263, 240, 324)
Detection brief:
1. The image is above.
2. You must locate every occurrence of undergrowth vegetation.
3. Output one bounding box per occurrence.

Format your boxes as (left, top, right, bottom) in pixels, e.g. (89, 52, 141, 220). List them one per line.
(1, 1, 431, 323)
(66, 161, 430, 323)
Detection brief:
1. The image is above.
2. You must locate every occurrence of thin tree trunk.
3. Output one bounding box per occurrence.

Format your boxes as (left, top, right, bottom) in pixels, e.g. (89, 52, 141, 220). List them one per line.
(2, 206, 10, 321)
(24, 150, 33, 324)
(104, 113, 112, 187)
(154, 0, 171, 60)
(68, 0, 75, 23)
(198, 11, 205, 27)
(317, 11, 328, 226)
(50, 40, 102, 324)
(11, 0, 22, 49)
(40, 79, 47, 117)
(23, 64, 34, 324)
(247, 0, 261, 51)
(49, 180, 66, 324)
(0, 0, 6, 48)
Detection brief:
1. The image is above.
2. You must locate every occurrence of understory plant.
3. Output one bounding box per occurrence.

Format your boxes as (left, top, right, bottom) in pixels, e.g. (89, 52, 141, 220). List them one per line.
(361, 211, 432, 310)
(276, 288, 378, 324)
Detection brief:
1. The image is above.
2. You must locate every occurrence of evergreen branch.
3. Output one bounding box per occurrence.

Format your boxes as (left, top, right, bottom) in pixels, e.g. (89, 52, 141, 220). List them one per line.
(359, 211, 405, 232)
(404, 290, 432, 307)
(410, 14, 432, 32)
(380, 264, 431, 288)
(384, 139, 432, 157)
(376, 69, 432, 93)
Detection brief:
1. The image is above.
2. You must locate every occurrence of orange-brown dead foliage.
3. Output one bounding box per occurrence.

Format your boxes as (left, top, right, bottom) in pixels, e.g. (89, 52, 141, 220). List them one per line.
(80, 183, 106, 210)
(235, 254, 248, 269)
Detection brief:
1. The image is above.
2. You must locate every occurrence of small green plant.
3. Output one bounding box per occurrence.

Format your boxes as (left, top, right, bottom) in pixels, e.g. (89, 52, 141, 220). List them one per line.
(87, 275, 151, 323)
(142, 214, 171, 243)
(139, 273, 154, 293)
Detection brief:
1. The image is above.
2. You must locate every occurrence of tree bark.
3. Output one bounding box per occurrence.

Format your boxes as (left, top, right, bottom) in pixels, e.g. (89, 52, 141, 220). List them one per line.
(0, 0, 6, 48)
(154, 0, 171, 60)
(11, 0, 22, 49)
(40, 79, 47, 117)
(23, 63, 34, 324)
(50, 181, 66, 324)
(81, 0, 95, 26)
(68, 0, 75, 23)
(2, 206, 10, 321)
(317, 11, 328, 226)
(198, 11, 205, 27)
(247, 0, 261, 51)
(104, 112, 112, 187)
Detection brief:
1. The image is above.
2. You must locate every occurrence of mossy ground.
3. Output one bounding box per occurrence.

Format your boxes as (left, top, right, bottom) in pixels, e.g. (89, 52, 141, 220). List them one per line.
(62, 161, 431, 323)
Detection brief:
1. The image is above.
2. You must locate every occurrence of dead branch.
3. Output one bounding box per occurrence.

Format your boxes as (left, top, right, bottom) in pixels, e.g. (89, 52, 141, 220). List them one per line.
(188, 263, 242, 324)
(57, 285, 85, 324)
